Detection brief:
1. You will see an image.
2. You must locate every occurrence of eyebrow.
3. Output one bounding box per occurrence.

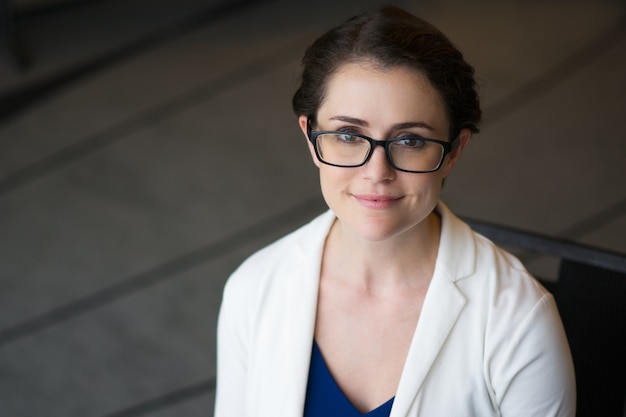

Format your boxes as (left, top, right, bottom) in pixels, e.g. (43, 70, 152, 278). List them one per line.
(328, 115, 435, 131)
(329, 115, 369, 126)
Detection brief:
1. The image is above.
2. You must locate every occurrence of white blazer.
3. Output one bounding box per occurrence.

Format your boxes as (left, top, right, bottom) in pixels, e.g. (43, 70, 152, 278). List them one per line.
(215, 202, 576, 417)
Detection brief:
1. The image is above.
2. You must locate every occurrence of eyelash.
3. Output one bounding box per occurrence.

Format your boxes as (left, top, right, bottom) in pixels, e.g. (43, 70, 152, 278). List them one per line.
(335, 126, 417, 139)
(336, 126, 361, 134)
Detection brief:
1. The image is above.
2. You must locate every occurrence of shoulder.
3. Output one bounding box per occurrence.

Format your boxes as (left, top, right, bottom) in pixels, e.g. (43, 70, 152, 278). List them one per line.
(222, 209, 334, 302)
(437, 202, 556, 338)
(217, 209, 334, 359)
(437, 204, 575, 413)
(438, 202, 548, 301)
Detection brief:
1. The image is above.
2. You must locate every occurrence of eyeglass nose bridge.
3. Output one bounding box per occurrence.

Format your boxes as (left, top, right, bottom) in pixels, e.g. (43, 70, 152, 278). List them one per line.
(362, 138, 397, 168)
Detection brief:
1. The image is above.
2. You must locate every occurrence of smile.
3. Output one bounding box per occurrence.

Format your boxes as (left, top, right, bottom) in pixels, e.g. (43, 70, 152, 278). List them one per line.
(352, 194, 403, 209)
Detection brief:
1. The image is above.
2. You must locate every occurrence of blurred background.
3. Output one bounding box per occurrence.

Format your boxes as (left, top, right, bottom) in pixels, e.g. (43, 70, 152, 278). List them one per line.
(0, 0, 625, 415)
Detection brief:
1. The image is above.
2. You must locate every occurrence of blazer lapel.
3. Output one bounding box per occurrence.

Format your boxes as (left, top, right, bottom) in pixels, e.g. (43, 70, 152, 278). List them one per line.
(390, 268, 467, 417)
(276, 211, 333, 416)
(390, 203, 475, 417)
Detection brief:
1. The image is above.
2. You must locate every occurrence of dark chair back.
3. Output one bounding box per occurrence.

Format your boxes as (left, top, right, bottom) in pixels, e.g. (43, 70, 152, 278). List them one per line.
(557, 260, 626, 417)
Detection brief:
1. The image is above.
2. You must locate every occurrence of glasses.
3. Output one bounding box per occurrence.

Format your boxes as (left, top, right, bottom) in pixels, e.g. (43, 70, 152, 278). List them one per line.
(307, 120, 456, 173)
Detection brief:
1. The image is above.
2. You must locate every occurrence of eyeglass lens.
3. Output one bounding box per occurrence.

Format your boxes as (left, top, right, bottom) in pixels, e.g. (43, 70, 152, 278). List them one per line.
(315, 133, 445, 172)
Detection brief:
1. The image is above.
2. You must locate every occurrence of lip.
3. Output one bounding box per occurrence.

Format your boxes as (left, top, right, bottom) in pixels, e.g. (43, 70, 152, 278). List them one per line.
(352, 193, 403, 209)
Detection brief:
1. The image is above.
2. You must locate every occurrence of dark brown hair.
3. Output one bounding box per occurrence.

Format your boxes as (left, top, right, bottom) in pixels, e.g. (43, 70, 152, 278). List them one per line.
(292, 5, 481, 138)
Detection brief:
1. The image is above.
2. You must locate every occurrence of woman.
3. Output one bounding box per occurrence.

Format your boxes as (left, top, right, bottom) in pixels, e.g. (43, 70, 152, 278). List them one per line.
(215, 6, 575, 417)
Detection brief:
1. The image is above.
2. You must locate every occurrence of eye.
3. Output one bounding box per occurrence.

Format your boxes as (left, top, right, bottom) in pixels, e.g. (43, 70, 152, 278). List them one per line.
(337, 133, 359, 142)
(331, 130, 364, 144)
(395, 136, 427, 149)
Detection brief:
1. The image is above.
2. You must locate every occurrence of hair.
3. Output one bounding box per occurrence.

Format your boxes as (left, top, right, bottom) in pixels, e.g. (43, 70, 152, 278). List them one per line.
(292, 5, 481, 138)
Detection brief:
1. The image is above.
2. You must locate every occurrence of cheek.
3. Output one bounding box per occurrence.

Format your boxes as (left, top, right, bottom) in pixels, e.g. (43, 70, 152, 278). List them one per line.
(406, 173, 445, 199)
(318, 169, 338, 211)
(440, 159, 456, 178)
(318, 166, 338, 191)
(318, 166, 352, 198)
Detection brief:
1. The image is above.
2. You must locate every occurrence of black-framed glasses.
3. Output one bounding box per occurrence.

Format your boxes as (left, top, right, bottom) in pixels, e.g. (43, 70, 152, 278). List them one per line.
(307, 119, 457, 173)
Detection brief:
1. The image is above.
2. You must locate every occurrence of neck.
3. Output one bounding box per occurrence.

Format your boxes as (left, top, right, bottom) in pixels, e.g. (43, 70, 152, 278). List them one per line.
(323, 211, 441, 294)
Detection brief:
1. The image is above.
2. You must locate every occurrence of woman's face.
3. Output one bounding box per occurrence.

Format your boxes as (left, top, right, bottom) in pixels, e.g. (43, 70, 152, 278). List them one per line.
(299, 62, 469, 243)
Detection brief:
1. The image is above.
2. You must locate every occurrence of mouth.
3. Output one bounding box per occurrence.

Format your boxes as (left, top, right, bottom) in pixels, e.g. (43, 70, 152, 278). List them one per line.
(352, 194, 403, 209)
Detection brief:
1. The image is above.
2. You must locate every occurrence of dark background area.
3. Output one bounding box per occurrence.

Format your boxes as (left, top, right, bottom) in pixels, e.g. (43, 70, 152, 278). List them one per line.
(1, 0, 625, 415)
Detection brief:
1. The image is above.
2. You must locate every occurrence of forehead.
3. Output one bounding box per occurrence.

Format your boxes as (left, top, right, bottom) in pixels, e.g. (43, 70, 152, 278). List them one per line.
(318, 62, 449, 133)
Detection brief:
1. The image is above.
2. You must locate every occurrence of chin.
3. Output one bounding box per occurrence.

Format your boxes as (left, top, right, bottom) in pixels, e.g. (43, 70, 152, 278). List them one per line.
(345, 216, 415, 242)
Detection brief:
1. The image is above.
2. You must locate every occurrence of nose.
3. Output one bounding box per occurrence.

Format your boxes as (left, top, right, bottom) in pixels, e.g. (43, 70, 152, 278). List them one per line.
(363, 144, 395, 181)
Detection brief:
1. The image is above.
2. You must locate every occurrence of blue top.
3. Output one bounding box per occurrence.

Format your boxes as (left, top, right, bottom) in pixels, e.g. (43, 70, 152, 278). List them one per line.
(303, 340, 394, 417)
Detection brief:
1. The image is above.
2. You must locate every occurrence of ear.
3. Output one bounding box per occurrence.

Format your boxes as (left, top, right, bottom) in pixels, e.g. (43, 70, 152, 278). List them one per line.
(441, 128, 471, 177)
(299, 115, 320, 168)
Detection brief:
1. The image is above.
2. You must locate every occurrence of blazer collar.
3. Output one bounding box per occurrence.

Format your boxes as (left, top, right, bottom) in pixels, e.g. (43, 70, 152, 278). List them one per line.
(435, 201, 478, 283)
